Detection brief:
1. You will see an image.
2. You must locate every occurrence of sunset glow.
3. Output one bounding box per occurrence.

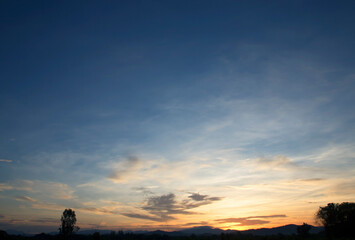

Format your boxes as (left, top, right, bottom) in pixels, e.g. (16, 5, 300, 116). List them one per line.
(0, 0, 355, 234)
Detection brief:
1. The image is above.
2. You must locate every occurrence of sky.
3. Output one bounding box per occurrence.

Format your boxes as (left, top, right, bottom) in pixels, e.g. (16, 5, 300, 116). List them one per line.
(0, 0, 355, 234)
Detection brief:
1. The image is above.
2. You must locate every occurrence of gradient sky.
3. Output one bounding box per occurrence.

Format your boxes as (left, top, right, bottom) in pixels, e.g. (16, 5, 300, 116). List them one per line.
(1, 0, 355, 234)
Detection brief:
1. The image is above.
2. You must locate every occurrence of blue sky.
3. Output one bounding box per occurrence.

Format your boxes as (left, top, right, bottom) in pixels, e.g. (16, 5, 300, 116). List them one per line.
(0, 0, 355, 233)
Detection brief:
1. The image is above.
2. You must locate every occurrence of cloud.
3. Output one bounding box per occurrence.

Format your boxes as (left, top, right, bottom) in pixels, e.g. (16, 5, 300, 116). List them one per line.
(234, 219, 269, 226)
(101, 200, 120, 205)
(142, 193, 192, 220)
(184, 193, 223, 209)
(76, 200, 123, 216)
(15, 180, 74, 200)
(15, 196, 36, 202)
(0, 216, 28, 225)
(299, 178, 325, 182)
(302, 144, 355, 164)
(0, 180, 74, 199)
(188, 193, 209, 201)
(133, 186, 155, 195)
(81, 207, 116, 215)
(247, 214, 287, 219)
(0, 216, 59, 233)
(182, 221, 209, 226)
(125, 192, 223, 222)
(29, 198, 120, 216)
(329, 178, 355, 196)
(0, 183, 13, 191)
(31, 218, 58, 224)
(31, 202, 65, 211)
(188, 193, 222, 202)
(216, 215, 287, 226)
(0, 159, 12, 163)
(121, 213, 165, 222)
(108, 156, 142, 183)
(254, 155, 298, 170)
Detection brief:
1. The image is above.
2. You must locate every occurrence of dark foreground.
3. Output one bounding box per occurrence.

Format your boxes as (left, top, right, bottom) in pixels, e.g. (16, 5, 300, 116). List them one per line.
(1, 230, 353, 240)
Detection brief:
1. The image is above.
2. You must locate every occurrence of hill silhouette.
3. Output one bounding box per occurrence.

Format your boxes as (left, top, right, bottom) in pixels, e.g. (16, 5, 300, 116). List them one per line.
(241, 224, 323, 236)
(10, 224, 323, 237)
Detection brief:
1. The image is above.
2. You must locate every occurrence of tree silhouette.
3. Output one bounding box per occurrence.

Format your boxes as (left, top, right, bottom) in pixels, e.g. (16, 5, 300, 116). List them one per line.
(0, 230, 9, 240)
(316, 202, 355, 239)
(93, 232, 101, 240)
(59, 209, 80, 237)
(297, 223, 311, 239)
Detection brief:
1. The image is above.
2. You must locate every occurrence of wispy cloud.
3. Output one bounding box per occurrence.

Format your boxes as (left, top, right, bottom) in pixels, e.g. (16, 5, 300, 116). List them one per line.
(254, 156, 298, 170)
(16, 180, 75, 200)
(101, 200, 120, 205)
(294, 144, 355, 171)
(31, 202, 65, 211)
(0, 159, 12, 163)
(81, 207, 117, 215)
(216, 215, 287, 226)
(121, 213, 164, 222)
(218, 218, 269, 226)
(0, 183, 13, 191)
(182, 221, 210, 226)
(299, 178, 325, 182)
(15, 196, 36, 202)
(248, 215, 287, 219)
(31, 218, 58, 224)
(133, 186, 156, 195)
(108, 156, 142, 183)
(327, 178, 355, 197)
(0, 179, 76, 212)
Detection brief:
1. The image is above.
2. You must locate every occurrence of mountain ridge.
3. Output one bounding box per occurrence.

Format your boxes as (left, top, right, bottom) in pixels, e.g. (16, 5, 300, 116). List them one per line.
(5, 224, 323, 236)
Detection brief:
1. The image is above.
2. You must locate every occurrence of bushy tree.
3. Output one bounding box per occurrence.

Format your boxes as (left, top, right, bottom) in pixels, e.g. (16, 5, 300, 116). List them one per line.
(316, 202, 355, 239)
(59, 209, 80, 236)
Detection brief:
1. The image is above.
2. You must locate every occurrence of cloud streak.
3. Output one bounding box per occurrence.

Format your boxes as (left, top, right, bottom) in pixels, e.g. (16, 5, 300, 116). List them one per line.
(15, 196, 36, 202)
(247, 215, 287, 219)
(121, 213, 164, 222)
(81, 207, 117, 215)
(216, 215, 287, 226)
(0, 159, 12, 163)
(0, 183, 13, 191)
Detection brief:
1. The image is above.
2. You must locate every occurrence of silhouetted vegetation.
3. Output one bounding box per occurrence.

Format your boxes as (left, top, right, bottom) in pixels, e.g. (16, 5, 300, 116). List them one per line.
(297, 223, 311, 239)
(1, 203, 354, 240)
(0, 230, 330, 240)
(316, 202, 355, 239)
(92, 232, 100, 240)
(59, 209, 80, 238)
